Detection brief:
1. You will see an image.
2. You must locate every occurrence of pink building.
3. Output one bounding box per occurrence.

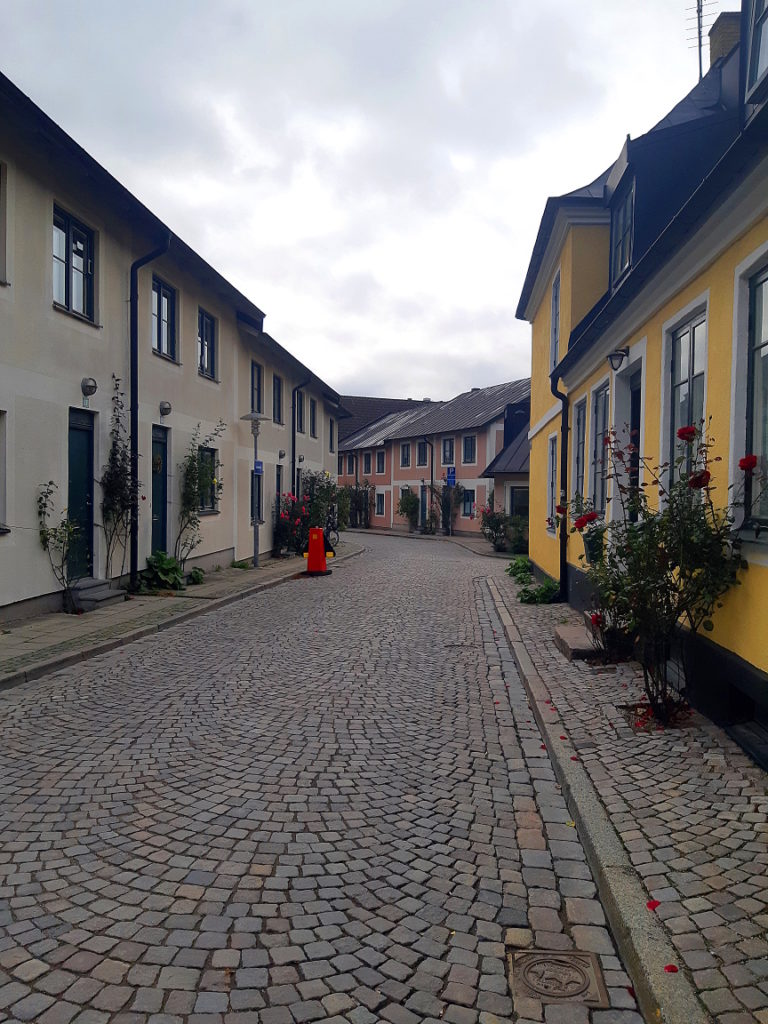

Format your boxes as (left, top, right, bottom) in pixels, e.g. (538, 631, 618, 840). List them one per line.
(338, 381, 530, 535)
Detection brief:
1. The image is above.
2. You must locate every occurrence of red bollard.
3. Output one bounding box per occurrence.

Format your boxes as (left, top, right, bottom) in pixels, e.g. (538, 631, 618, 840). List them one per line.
(302, 527, 334, 576)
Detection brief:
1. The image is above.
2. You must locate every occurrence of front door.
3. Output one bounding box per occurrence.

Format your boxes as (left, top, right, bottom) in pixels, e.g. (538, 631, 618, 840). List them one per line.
(151, 425, 168, 554)
(629, 370, 642, 521)
(67, 409, 94, 577)
(420, 485, 427, 527)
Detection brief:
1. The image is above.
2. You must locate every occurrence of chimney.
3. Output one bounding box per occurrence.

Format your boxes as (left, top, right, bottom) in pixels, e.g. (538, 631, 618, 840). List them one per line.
(709, 12, 741, 68)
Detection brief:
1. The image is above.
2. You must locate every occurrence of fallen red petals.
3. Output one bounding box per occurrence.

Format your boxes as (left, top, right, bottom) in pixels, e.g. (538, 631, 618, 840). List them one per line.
(664, 964, 678, 973)
(627, 986, 635, 999)
(646, 900, 660, 911)
(570, 755, 578, 761)
(540, 744, 546, 750)
(560, 735, 566, 740)
(494, 701, 499, 705)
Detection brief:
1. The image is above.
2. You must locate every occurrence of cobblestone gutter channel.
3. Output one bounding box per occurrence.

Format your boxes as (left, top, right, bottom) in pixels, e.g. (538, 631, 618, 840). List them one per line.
(487, 577, 768, 1024)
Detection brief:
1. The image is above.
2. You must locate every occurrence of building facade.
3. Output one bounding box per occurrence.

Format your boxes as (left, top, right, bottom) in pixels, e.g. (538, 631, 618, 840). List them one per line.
(338, 382, 530, 534)
(518, 7, 768, 747)
(0, 72, 344, 615)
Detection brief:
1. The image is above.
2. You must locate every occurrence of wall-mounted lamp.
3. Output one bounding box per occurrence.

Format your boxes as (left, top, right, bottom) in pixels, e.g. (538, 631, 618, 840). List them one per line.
(159, 401, 172, 417)
(298, 454, 305, 463)
(278, 449, 286, 460)
(80, 377, 98, 397)
(607, 348, 629, 372)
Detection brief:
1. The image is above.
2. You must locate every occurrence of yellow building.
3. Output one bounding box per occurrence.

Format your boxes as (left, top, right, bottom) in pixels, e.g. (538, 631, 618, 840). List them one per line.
(517, 7, 768, 758)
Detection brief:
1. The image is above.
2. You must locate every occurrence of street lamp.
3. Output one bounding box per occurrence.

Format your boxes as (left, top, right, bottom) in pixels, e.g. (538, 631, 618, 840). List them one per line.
(240, 412, 269, 568)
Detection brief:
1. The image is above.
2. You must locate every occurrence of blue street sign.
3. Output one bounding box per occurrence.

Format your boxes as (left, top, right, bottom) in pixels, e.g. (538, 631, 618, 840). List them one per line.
(446, 467, 456, 486)
(254, 459, 264, 476)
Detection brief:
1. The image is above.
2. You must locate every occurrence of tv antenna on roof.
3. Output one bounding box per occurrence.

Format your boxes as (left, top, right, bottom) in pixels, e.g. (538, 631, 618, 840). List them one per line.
(686, 0, 719, 80)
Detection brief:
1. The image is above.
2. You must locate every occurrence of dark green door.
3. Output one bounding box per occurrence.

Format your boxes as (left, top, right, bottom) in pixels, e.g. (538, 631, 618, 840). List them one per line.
(67, 409, 94, 578)
(151, 426, 168, 554)
(420, 485, 427, 526)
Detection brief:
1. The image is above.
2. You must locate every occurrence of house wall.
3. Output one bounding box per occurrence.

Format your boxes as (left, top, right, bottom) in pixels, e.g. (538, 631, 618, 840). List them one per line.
(536, 196, 768, 676)
(0, 122, 339, 611)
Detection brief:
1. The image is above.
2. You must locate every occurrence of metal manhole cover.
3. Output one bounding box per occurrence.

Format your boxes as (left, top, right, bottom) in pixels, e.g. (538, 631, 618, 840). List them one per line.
(509, 950, 609, 1007)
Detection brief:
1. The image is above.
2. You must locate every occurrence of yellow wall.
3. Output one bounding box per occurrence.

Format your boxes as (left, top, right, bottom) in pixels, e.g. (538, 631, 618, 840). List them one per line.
(528, 223, 609, 579)
(560, 213, 768, 673)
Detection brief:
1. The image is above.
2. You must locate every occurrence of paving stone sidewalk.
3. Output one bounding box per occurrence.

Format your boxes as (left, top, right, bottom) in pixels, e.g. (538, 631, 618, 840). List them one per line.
(493, 581, 768, 1024)
(0, 541, 362, 688)
(0, 536, 640, 1023)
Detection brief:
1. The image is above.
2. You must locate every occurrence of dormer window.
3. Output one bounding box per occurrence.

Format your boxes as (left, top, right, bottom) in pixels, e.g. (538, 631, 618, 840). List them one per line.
(611, 186, 634, 285)
(748, 0, 768, 100)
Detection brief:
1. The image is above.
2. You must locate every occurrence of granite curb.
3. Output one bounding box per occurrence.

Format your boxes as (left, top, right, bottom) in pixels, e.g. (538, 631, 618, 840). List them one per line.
(0, 545, 365, 693)
(487, 578, 714, 1024)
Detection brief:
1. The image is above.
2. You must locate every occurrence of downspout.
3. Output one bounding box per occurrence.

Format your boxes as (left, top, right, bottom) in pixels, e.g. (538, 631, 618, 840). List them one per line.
(291, 377, 311, 496)
(423, 436, 434, 525)
(129, 235, 171, 591)
(551, 374, 569, 603)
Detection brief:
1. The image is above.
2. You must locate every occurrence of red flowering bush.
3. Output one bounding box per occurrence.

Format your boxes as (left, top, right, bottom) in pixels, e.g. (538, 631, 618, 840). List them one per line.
(587, 423, 761, 722)
(739, 454, 758, 472)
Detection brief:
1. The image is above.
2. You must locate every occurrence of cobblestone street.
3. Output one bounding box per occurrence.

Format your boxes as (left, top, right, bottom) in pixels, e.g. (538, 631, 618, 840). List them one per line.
(0, 537, 640, 1024)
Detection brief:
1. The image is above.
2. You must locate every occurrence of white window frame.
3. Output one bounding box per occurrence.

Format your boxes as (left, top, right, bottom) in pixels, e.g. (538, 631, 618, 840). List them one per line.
(400, 442, 411, 468)
(375, 492, 385, 516)
(550, 270, 561, 371)
(572, 398, 587, 502)
(590, 381, 610, 514)
(731, 240, 768, 550)
(461, 488, 476, 518)
(441, 437, 455, 466)
(461, 434, 477, 465)
(546, 433, 558, 532)
(659, 292, 709, 480)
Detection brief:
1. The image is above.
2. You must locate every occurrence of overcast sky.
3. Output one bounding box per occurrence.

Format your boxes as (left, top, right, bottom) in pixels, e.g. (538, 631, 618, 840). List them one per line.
(1, 1, 737, 400)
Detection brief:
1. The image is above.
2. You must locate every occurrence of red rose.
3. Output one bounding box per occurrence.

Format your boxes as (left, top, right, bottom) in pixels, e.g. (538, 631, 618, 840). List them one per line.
(573, 515, 588, 531)
(688, 470, 711, 489)
(590, 612, 603, 628)
(555, 505, 566, 515)
(739, 454, 758, 472)
(584, 511, 598, 524)
(677, 426, 696, 443)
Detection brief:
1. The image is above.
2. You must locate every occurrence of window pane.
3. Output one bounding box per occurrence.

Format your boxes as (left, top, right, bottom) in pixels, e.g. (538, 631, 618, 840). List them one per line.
(752, 343, 768, 519)
(691, 373, 705, 428)
(673, 328, 690, 384)
(692, 320, 706, 376)
(53, 256, 66, 305)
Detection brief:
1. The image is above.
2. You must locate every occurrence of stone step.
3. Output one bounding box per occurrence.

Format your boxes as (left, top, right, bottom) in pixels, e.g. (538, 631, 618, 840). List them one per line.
(553, 622, 595, 661)
(71, 580, 126, 613)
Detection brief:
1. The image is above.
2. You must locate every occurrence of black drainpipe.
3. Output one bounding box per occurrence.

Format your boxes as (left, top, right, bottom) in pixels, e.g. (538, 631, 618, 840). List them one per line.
(291, 377, 311, 496)
(551, 374, 569, 603)
(129, 235, 171, 591)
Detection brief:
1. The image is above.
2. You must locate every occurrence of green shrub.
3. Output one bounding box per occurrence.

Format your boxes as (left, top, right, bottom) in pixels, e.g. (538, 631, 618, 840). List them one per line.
(518, 577, 559, 604)
(142, 551, 184, 590)
(396, 488, 420, 528)
(506, 556, 532, 583)
(188, 566, 205, 585)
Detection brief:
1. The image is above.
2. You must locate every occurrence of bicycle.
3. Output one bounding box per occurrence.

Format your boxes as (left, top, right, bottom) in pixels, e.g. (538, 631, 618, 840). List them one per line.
(325, 508, 340, 548)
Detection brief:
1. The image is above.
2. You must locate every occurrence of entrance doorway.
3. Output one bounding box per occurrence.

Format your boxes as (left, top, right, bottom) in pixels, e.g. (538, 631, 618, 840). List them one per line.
(68, 408, 94, 577)
(151, 425, 168, 554)
(629, 371, 642, 521)
(420, 485, 427, 527)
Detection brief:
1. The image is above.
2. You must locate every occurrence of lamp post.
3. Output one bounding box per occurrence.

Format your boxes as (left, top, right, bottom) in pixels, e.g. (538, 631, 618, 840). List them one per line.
(241, 412, 269, 568)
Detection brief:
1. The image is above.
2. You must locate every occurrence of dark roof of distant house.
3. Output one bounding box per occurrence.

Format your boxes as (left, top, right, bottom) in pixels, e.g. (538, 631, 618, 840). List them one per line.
(338, 396, 428, 441)
(389, 380, 530, 439)
(482, 430, 530, 477)
(515, 46, 742, 325)
(0, 70, 344, 409)
(339, 380, 530, 450)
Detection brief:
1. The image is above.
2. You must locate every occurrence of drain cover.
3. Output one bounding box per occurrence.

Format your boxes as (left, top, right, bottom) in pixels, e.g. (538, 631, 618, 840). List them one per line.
(510, 950, 609, 1007)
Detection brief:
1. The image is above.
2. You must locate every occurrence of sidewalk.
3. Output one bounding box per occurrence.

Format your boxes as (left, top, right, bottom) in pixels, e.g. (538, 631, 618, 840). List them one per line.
(0, 538, 364, 691)
(346, 525, 512, 559)
(488, 576, 768, 1024)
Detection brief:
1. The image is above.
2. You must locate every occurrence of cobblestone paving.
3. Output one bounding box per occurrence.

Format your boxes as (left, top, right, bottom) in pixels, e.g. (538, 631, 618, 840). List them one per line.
(496, 587, 768, 1024)
(0, 537, 639, 1023)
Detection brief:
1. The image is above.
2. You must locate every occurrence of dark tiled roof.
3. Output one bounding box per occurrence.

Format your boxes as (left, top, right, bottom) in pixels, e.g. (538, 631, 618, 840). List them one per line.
(338, 396, 429, 441)
(388, 380, 531, 439)
(339, 380, 531, 450)
(482, 430, 530, 477)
